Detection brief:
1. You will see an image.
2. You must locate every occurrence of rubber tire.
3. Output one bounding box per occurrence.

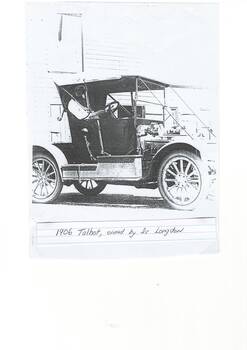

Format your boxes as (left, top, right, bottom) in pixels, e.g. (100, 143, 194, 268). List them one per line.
(74, 180, 106, 196)
(158, 150, 209, 210)
(32, 151, 63, 204)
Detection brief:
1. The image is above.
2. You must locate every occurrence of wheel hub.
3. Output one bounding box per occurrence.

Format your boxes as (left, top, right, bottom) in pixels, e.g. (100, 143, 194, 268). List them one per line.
(175, 173, 188, 187)
(37, 172, 47, 183)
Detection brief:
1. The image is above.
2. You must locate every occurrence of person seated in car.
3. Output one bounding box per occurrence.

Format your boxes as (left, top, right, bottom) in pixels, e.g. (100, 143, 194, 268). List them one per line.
(68, 98, 105, 120)
(68, 85, 105, 120)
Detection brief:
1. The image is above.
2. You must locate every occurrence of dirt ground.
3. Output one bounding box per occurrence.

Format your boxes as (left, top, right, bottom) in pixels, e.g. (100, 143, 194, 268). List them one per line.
(32, 184, 217, 223)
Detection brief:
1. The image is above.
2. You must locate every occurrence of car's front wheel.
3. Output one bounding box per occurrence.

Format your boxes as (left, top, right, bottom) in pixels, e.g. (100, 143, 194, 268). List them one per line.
(158, 151, 208, 210)
(32, 151, 63, 203)
(74, 180, 106, 196)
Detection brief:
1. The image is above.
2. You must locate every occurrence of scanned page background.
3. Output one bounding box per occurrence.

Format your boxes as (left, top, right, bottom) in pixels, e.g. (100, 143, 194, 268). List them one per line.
(2, 1, 247, 350)
(28, 2, 218, 258)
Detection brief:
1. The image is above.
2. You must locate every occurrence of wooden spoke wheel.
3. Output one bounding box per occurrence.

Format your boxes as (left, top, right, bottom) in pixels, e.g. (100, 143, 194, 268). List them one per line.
(32, 152, 62, 203)
(158, 151, 208, 210)
(74, 180, 106, 196)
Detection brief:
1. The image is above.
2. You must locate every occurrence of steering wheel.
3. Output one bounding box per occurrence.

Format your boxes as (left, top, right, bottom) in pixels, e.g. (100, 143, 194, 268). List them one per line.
(104, 101, 119, 115)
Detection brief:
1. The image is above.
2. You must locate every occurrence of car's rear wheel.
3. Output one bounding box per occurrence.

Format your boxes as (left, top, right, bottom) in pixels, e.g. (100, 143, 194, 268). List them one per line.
(74, 180, 106, 196)
(158, 151, 208, 210)
(32, 152, 62, 203)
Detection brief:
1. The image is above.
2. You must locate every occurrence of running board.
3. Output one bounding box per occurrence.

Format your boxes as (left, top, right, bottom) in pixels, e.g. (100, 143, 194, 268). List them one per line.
(61, 155, 143, 181)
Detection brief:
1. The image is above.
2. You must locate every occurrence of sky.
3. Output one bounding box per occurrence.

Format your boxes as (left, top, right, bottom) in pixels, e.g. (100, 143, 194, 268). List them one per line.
(82, 2, 218, 88)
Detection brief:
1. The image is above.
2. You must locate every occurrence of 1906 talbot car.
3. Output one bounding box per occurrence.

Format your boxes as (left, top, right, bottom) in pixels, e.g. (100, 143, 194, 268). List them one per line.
(32, 75, 211, 210)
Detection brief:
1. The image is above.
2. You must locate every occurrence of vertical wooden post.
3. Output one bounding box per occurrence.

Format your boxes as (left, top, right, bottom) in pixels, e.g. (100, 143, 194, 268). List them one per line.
(80, 16, 84, 72)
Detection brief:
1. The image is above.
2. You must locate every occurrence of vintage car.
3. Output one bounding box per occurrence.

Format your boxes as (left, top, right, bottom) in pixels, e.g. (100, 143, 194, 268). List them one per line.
(32, 75, 211, 210)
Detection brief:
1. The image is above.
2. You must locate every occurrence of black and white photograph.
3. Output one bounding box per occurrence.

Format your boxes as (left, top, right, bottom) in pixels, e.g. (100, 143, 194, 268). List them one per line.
(27, 2, 218, 258)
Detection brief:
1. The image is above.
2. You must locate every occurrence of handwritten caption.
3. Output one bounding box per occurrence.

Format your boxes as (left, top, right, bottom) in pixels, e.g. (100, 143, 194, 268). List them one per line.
(55, 225, 184, 239)
(35, 218, 216, 245)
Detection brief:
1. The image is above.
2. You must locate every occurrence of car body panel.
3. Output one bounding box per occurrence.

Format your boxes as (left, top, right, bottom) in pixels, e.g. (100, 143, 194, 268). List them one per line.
(33, 143, 68, 178)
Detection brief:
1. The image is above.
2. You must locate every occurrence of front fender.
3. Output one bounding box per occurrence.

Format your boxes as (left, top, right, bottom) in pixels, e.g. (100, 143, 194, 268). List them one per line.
(32, 143, 68, 178)
(154, 140, 203, 161)
(148, 140, 206, 180)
